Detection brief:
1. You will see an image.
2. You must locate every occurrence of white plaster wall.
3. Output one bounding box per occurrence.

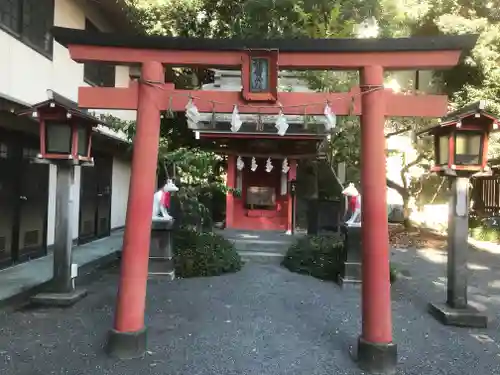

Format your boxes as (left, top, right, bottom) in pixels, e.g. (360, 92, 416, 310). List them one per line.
(0, 0, 136, 120)
(0, 0, 134, 246)
(111, 157, 131, 230)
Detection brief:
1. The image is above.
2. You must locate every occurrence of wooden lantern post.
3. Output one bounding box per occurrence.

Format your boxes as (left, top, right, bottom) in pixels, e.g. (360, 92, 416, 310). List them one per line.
(422, 100, 499, 328)
(16, 92, 97, 306)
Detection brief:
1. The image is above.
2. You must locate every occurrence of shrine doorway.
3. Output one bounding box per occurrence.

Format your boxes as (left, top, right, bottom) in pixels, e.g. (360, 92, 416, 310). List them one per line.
(233, 157, 286, 231)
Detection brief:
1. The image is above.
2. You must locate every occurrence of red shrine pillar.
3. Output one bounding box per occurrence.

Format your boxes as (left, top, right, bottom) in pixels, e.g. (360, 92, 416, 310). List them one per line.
(287, 159, 297, 233)
(226, 155, 236, 228)
(357, 65, 397, 373)
(106, 61, 164, 359)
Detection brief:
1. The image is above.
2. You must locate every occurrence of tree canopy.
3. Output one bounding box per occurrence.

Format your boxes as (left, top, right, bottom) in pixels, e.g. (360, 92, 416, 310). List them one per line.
(118, 0, 500, 219)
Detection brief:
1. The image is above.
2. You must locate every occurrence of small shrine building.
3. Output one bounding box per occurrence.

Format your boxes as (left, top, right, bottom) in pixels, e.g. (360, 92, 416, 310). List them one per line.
(190, 69, 329, 232)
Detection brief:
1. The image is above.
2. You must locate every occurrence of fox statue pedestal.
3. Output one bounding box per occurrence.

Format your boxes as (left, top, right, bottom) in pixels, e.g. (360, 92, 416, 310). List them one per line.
(149, 219, 175, 279)
(149, 179, 178, 279)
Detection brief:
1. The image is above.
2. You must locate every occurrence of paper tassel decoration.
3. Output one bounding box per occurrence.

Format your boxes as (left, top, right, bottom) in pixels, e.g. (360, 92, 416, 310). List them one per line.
(231, 105, 243, 132)
(282, 158, 290, 174)
(280, 173, 288, 195)
(185, 98, 200, 129)
(275, 110, 289, 136)
(236, 156, 245, 171)
(265, 157, 273, 173)
(324, 103, 337, 131)
(250, 157, 258, 172)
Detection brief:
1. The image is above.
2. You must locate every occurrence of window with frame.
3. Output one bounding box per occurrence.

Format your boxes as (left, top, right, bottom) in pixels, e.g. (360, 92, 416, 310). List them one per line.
(83, 19, 116, 87)
(0, 0, 54, 57)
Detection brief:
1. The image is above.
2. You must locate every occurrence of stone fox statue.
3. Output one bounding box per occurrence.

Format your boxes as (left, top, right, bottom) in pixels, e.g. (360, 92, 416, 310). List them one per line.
(342, 183, 361, 225)
(152, 179, 179, 221)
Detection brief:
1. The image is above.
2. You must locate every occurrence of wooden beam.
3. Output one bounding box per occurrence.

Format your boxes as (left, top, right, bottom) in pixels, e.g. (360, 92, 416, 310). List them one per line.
(215, 150, 320, 159)
(78, 85, 449, 117)
(69, 45, 462, 69)
(199, 133, 323, 140)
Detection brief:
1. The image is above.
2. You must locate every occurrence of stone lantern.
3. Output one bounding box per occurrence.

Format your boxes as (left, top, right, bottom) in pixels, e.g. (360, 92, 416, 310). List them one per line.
(428, 100, 497, 176)
(17, 90, 100, 306)
(421, 100, 499, 328)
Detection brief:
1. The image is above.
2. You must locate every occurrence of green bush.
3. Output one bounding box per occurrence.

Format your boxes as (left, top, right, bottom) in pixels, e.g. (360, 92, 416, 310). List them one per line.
(173, 228, 243, 278)
(470, 226, 500, 242)
(281, 235, 344, 281)
(282, 235, 398, 284)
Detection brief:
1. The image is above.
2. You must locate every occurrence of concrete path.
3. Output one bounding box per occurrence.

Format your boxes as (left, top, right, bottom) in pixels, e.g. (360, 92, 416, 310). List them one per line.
(0, 230, 123, 307)
(0, 255, 499, 374)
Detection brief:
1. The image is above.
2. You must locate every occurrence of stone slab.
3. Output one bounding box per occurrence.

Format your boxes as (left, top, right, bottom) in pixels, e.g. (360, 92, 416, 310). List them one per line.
(30, 289, 88, 307)
(428, 302, 488, 328)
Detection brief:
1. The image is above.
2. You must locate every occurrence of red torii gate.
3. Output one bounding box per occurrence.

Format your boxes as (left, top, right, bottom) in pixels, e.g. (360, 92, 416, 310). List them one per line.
(52, 27, 477, 373)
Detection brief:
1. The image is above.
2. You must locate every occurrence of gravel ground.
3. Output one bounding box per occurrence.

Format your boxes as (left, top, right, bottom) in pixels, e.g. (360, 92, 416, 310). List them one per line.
(0, 258, 499, 375)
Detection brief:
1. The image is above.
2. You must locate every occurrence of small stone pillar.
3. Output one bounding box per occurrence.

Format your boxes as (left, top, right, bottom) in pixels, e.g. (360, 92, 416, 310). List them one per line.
(339, 222, 362, 287)
(148, 219, 175, 279)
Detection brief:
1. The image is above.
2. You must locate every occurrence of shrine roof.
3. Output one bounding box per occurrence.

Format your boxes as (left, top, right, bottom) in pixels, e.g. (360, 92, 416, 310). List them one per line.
(440, 100, 498, 123)
(52, 27, 477, 54)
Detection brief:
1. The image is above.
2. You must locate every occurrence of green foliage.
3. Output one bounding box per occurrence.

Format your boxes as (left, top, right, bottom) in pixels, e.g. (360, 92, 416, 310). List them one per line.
(283, 235, 398, 284)
(122, 0, 500, 213)
(470, 226, 500, 243)
(282, 235, 344, 281)
(173, 228, 243, 278)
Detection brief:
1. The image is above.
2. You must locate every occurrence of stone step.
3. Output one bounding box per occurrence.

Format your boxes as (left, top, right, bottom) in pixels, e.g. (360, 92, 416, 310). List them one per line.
(232, 240, 292, 253)
(238, 250, 285, 264)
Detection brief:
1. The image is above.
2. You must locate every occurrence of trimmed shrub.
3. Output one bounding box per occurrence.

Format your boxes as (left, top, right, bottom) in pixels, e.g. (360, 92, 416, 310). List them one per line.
(282, 234, 398, 284)
(470, 226, 500, 242)
(173, 228, 242, 278)
(281, 235, 343, 281)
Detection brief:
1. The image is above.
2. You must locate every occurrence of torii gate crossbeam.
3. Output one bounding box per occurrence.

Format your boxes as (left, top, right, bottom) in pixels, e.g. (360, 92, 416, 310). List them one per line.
(52, 26, 478, 374)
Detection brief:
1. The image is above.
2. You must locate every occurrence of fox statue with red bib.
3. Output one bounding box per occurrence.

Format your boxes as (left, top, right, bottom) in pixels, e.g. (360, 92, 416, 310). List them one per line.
(152, 179, 179, 221)
(342, 183, 361, 225)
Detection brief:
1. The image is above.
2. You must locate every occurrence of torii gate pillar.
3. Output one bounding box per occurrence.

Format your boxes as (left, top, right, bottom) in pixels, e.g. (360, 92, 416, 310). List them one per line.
(106, 61, 164, 359)
(357, 65, 397, 373)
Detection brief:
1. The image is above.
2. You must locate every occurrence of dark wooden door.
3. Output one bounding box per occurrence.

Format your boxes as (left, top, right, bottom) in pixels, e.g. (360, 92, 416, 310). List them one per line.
(17, 142, 49, 262)
(96, 156, 112, 238)
(78, 154, 112, 244)
(0, 131, 48, 269)
(0, 135, 18, 267)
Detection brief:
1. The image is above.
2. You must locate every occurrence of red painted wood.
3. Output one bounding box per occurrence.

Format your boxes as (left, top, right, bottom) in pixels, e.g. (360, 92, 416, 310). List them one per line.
(226, 155, 236, 228)
(228, 158, 287, 231)
(199, 133, 323, 140)
(287, 160, 297, 233)
(359, 65, 393, 344)
(482, 134, 489, 169)
(69, 44, 462, 69)
(78, 85, 448, 117)
(114, 61, 164, 334)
